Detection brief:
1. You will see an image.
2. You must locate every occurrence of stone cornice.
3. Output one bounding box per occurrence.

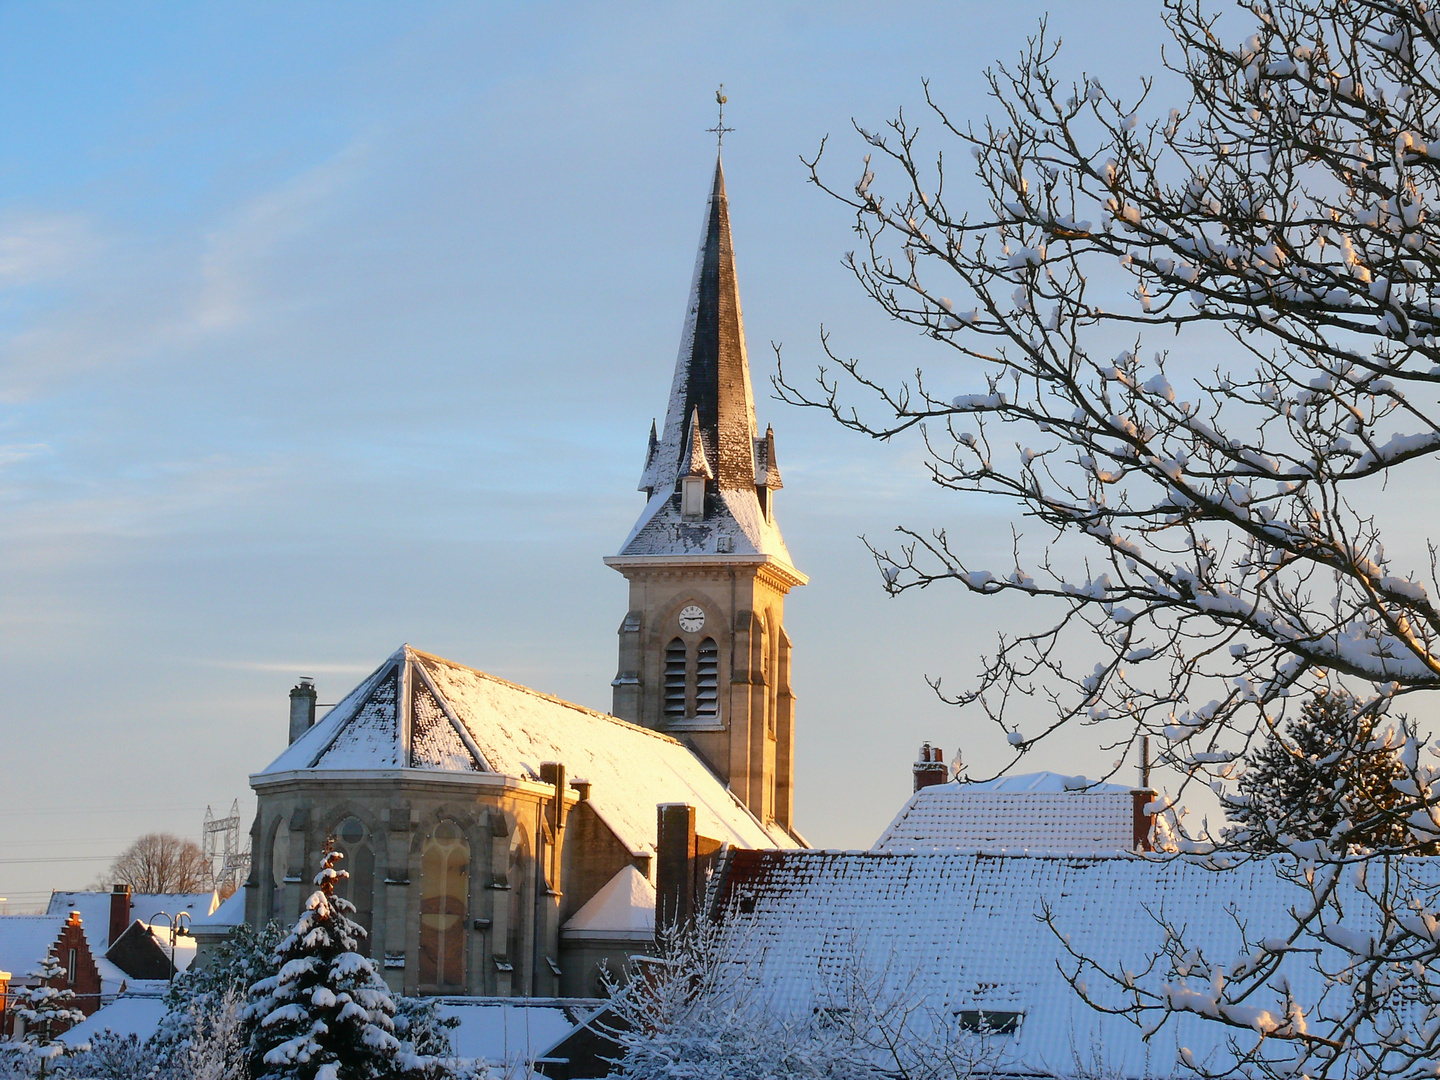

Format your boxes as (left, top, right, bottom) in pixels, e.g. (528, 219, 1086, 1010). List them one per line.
(603, 553, 807, 591)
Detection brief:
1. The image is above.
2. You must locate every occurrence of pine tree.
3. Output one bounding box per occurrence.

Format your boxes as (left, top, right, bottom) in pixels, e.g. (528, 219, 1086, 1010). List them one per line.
(9, 951, 86, 1077)
(1226, 690, 1417, 853)
(246, 839, 401, 1080)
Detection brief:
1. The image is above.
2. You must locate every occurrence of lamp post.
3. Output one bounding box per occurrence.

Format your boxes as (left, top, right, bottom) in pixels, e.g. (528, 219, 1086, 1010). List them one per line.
(149, 911, 192, 983)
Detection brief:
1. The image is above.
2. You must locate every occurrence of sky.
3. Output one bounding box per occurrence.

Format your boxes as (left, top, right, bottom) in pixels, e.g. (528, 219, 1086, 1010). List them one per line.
(0, 1, 1210, 911)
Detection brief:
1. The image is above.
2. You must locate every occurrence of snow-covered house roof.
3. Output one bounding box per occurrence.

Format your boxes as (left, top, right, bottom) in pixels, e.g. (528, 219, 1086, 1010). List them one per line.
(435, 997, 602, 1067)
(614, 155, 801, 573)
(0, 915, 81, 984)
(254, 645, 796, 856)
(561, 865, 655, 941)
(46, 891, 219, 947)
(192, 886, 245, 929)
(963, 770, 1132, 794)
(59, 989, 169, 1047)
(709, 850, 1405, 1078)
(877, 774, 1142, 854)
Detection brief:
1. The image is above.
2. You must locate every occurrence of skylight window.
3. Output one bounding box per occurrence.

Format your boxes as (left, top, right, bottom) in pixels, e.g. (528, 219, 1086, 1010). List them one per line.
(956, 1010, 1023, 1035)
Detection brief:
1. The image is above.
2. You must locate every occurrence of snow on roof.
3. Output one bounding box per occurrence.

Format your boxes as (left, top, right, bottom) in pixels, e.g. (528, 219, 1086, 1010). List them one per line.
(615, 487, 799, 565)
(192, 886, 246, 928)
(256, 646, 795, 856)
(876, 783, 1138, 854)
(59, 993, 169, 1046)
(0, 916, 70, 979)
(432, 997, 601, 1066)
(711, 850, 1389, 1078)
(46, 891, 220, 943)
(562, 865, 655, 940)
(962, 771, 1133, 793)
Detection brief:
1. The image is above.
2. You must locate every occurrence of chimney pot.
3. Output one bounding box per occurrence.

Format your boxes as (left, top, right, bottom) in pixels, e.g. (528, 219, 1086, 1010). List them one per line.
(913, 742, 949, 792)
(288, 679, 318, 745)
(570, 779, 592, 801)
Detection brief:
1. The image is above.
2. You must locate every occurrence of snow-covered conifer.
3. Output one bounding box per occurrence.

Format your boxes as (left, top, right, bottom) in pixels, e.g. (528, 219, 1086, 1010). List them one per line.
(6, 951, 86, 1077)
(1225, 689, 1421, 852)
(246, 839, 401, 1080)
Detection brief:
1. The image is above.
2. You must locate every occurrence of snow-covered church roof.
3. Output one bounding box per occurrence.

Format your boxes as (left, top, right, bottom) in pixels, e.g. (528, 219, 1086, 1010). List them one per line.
(253, 646, 796, 857)
(876, 773, 1141, 854)
(614, 156, 800, 575)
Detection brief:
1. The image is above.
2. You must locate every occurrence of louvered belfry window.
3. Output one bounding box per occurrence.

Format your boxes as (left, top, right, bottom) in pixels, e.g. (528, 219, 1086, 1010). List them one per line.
(695, 638, 719, 716)
(664, 638, 687, 717)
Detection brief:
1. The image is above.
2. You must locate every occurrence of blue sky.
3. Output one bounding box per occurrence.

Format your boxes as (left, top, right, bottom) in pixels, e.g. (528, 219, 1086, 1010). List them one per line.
(0, 2, 1186, 909)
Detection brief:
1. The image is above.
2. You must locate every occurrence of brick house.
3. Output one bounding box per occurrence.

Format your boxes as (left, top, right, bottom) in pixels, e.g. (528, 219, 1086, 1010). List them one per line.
(0, 911, 102, 1038)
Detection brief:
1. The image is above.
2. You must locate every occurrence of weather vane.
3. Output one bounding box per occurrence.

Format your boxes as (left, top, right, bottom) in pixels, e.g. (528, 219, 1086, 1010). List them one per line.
(707, 85, 734, 149)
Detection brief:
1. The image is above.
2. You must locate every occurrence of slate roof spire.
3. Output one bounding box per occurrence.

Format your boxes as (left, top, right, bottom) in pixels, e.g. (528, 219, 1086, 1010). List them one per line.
(618, 154, 799, 567)
(649, 154, 757, 494)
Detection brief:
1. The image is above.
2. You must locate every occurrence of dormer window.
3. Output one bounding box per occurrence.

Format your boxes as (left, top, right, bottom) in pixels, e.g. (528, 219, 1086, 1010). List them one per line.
(681, 476, 706, 520)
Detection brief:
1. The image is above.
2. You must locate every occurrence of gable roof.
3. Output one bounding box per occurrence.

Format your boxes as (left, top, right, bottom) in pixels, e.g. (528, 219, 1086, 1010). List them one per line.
(0, 915, 76, 980)
(877, 780, 1141, 854)
(709, 850, 1400, 1078)
(255, 645, 796, 857)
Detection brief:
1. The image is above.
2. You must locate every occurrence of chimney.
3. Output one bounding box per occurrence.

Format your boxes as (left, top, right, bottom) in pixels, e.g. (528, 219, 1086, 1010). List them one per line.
(569, 778, 592, 802)
(1131, 789, 1156, 852)
(109, 884, 131, 948)
(288, 679, 317, 745)
(540, 762, 568, 832)
(656, 803, 698, 929)
(913, 742, 949, 792)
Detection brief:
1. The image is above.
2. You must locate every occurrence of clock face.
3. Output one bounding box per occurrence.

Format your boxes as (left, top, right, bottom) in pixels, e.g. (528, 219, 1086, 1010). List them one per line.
(678, 604, 706, 634)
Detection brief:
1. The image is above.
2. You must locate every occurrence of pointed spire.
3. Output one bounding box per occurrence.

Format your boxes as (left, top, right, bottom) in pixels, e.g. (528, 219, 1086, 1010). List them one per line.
(756, 424, 783, 489)
(637, 419, 660, 493)
(682, 407, 714, 479)
(650, 154, 758, 494)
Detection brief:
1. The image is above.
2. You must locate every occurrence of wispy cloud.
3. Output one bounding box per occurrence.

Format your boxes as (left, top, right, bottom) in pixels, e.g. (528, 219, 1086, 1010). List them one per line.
(0, 214, 98, 286)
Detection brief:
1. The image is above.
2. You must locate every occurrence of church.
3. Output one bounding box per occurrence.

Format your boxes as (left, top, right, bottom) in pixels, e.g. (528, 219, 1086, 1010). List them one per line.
(243, 153, 807, 999)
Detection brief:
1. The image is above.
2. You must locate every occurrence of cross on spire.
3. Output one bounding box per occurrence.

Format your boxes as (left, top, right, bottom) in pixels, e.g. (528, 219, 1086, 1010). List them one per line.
(707, 84, 734, 149)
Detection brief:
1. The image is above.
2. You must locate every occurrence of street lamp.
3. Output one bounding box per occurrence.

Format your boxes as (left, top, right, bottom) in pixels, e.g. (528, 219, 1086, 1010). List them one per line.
(148, 911, 192, 984)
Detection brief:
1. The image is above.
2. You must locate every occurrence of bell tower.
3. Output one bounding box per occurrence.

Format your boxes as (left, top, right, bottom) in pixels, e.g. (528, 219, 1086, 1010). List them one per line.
(605, 155, 806, 836)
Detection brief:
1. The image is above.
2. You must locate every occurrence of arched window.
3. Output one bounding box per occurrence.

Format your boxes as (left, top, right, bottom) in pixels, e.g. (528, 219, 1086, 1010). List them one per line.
(269, 817, 291, 922)
(695, 638, 719, 717)
(507, 830, 531, 995)
(333, 817, 375, 956)
(419, 820, 469, 990)
(663, 639, 687, 718)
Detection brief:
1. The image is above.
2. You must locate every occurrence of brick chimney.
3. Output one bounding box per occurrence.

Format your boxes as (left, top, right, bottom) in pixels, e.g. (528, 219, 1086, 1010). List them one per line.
(108, 884, 131, 948)
(1131, 790, 1157, 852)
(288, 678, 317, 745)
(913, 742, 949, 792)
(656, 803, 698, 930)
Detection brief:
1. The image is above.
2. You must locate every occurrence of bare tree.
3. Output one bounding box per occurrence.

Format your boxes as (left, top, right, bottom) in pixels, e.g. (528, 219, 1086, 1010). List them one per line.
(778, 0, 1440, 1077)
(102, 833, 211, 894)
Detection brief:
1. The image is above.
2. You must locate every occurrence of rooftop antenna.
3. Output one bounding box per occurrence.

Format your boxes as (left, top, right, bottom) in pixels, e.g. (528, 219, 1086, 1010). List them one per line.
(708, 85, 734, 150)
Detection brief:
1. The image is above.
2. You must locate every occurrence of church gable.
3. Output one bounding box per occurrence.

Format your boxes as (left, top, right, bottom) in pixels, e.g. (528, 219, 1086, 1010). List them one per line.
(312, 666, 401, 769)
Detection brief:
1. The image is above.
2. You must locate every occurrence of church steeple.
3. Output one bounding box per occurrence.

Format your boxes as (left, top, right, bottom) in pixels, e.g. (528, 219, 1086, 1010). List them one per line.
(618, 156, 797, 564)
(607, 153, 806, 837)
(653, 157, 756, 493)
